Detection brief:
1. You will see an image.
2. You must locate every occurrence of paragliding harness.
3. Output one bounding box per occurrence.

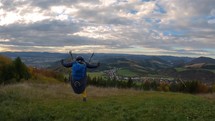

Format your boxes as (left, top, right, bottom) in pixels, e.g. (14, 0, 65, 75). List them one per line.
(68, 51, 94, 94)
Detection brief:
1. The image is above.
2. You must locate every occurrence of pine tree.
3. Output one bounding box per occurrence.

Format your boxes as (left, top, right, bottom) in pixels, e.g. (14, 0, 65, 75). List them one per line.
(0, 55, 14, 84)
(127, 77, 133, 88)
(13, 57, 30, 81)
(0, 64, 15, 84)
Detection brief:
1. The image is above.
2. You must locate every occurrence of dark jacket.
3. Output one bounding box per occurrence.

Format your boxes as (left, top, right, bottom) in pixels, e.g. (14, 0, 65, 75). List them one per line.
(61, 60, 99, 69)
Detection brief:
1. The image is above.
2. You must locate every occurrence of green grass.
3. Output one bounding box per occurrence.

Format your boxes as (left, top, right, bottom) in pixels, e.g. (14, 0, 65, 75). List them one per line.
(0, 83, 215, 121)
(175, 67, 215, 74)
(117, 68, 138, 77)
(175, 67, 187, 72)
(205, 69, 215, 74)
(88, 72, 104, 78)
(146, 74, 174, 79)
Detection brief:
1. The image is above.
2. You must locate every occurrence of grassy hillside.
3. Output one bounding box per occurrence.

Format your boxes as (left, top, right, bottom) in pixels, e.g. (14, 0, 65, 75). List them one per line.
(117, 68, 139, 77)
(1, 83, 215, 121)
(88, 72, 104, 78)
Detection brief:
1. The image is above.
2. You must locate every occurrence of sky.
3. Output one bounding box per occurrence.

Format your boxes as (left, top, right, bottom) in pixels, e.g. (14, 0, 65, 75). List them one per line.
(0, 0, 215, 58)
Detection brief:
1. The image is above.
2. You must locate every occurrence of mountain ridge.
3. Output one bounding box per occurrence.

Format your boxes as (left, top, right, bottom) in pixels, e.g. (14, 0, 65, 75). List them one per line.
(0, 52, 209, 69)
(1, 52, 215, 83)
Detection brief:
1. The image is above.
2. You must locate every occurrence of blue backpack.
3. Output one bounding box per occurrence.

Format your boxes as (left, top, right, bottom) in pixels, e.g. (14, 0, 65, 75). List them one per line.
(72, 62, 86, 81)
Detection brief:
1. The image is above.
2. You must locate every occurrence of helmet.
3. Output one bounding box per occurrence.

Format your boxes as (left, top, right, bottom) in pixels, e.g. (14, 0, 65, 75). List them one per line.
(76, 56, 84, 61)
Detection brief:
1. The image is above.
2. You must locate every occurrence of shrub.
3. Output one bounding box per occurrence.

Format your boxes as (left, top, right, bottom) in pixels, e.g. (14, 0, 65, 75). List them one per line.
(30, 68, 64, 82)
(170, 82, 180, 92)
(210, 84, 215, 93)
(0, 64, 15, 84)
(143, 81, 151, 91)
(197, 83, 209, 93)
(157, 82, 170, 92)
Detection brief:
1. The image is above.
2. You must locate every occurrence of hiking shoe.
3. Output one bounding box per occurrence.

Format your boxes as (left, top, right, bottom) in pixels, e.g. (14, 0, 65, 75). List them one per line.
(83, 97, 87, 102)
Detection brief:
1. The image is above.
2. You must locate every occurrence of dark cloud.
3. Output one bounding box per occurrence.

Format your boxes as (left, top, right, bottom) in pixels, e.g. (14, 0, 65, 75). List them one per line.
(0, 0, 215, 58)
(29, 0, 100, 9)
(0, 19, 127, 48)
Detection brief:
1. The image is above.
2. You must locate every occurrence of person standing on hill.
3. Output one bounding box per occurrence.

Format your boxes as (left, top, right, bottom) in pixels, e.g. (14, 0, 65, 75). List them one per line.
(61, 56, 100, 102)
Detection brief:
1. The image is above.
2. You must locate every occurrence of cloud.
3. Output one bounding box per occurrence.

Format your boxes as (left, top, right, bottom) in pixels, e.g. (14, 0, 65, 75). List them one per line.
(0, 0, 215, 58)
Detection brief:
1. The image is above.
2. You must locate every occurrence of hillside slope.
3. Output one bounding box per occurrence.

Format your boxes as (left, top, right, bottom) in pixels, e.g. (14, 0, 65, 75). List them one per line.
(0, 83, 215, 121)
(184, 57, 215, 70)
(188, 57, 215, 64)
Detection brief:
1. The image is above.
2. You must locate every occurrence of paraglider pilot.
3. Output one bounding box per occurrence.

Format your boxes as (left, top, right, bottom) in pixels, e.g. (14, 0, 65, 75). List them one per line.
(61, 56, 100, 102)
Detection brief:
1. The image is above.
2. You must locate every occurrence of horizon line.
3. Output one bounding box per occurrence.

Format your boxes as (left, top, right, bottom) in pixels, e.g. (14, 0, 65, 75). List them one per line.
(1, 51, 215, 59)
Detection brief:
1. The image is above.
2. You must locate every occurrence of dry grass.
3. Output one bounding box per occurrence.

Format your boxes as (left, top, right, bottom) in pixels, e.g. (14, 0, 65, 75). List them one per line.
(0, 82, 142, 101)
(0, 82, 78, 101)
(2, 82, 215, 102)
(185, 63, 205, 68)
(198, 93, 215, 100)
(0, 82, 151, 103)
(87, 86, 141, 98)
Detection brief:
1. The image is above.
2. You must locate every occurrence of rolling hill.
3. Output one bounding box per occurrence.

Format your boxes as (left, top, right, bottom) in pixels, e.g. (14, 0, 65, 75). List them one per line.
(0, 52, 194, 69)
(188, 57, 215, 65)
(185, 57, 215, 69)
(1, 52, 215, 83)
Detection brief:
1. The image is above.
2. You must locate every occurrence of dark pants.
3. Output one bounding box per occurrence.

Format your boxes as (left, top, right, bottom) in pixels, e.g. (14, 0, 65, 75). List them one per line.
(69, 75, 87, 94)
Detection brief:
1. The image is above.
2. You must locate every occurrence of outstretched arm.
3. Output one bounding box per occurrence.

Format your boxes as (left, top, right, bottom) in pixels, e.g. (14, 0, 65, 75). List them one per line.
(86, 62, 100, 68)
(61, 60, 74, 68)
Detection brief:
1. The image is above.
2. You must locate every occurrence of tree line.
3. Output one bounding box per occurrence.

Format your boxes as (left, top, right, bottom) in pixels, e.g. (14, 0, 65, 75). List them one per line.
(87, 76, 215, 94)
(0, 56, 30, 84)
(0, 55, 64, 84)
